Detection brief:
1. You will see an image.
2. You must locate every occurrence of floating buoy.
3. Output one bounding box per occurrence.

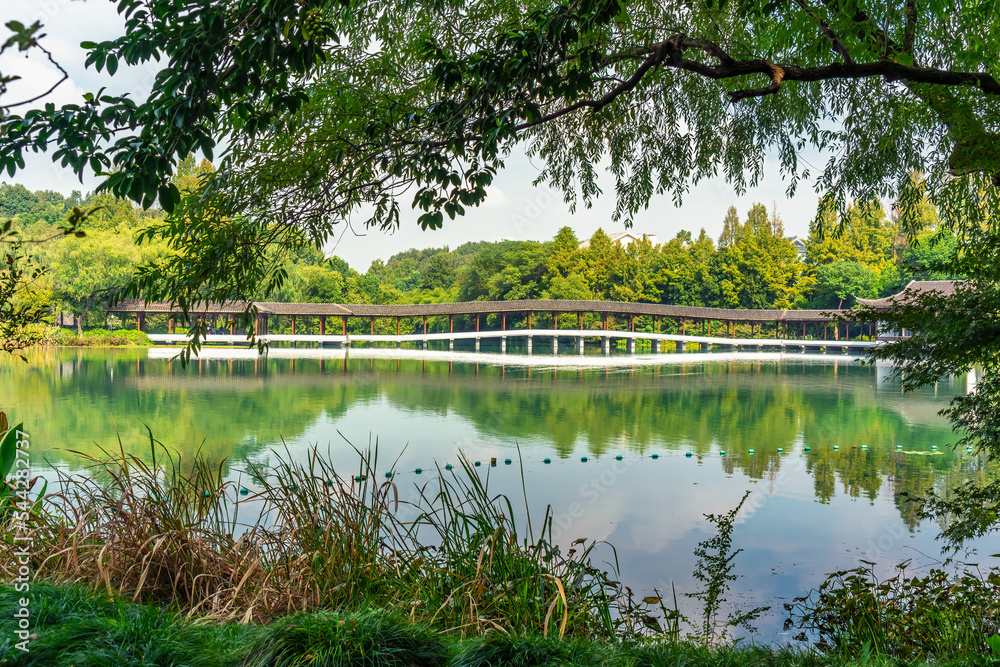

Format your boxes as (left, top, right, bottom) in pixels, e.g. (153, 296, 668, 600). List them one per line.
(384, 472, 392, 478)
(543, 458, 551, 464)
(445, 464, 453, 470)
(203, 491, 211, 498)
(615, 455, 623, 460)
(504, 458, 512, 465)
(474, 461, 481, 467)
(651, 453, 659, 459)
(748, 449, 755, 455)
(861, 445, 868, 450)
(931, 445, 938, 450)
(326, 479, 334, 487)
(354, 476, 363, 482)
(777, 448, 783, 453)
(804, 446, 810, 452)
(896, 445, 903, 450)
(581, 456, 588, 462)
(967, 446, 973, 451)
(239, 488, 248, 495)
(719, 451, 726, 456)
(415, 468, 423, 474)
(833, 446, 839, 451)
(685, 452, 692, 458)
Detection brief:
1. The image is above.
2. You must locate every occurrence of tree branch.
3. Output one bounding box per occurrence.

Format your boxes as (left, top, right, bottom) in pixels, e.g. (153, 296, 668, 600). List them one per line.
(793, 0, 855, 65)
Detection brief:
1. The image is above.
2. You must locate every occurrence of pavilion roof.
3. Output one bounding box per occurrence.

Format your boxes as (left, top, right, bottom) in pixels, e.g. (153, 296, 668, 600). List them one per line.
(855, 280, 960, 310)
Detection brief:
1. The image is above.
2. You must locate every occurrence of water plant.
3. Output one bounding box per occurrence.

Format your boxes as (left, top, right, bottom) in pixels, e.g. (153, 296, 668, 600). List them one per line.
(0, 434, 636, 638)
(787, 559, 1000, 659)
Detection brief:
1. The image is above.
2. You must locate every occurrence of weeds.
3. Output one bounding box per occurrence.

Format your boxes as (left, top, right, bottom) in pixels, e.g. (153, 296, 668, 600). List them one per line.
(0, 434, 636, 638)
(787, 560, 1000, 659)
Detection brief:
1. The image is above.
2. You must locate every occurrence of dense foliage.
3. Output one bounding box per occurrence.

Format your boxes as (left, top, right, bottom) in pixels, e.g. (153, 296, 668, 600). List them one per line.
(0, 178, 959, 338)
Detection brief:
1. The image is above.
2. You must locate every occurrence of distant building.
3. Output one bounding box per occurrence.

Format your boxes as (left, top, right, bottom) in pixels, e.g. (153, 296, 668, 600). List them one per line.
(579, 232, 658, 250)
(786, 235, 807, 257)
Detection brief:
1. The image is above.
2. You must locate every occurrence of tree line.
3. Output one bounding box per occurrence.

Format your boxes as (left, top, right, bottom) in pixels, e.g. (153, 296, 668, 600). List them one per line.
(1, 171, 957, 333)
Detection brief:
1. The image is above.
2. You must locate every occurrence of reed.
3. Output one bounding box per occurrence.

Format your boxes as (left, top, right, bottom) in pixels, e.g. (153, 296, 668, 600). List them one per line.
(0, 433, 633, 637)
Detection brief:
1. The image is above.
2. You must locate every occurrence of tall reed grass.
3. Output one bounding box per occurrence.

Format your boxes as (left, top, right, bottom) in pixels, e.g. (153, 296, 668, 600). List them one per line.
(0, 432, 638, 638)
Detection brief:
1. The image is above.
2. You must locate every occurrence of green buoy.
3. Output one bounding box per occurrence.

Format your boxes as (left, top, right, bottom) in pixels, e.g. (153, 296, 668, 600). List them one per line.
(239, 488, 248, 495)
(543, 458, 551, 464)
(615, 455, 623, 460)
(581, 456, 588, 462)
(415, 468, 422, 474)
(651, 453, 659, 459)
(685, 452, 692, 457)
(748, 449, 755, 455)
(504, 459, 512, 465)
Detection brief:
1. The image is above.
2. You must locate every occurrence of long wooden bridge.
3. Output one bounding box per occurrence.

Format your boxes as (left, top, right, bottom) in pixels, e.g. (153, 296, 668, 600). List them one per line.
(109, 296, 884, 354)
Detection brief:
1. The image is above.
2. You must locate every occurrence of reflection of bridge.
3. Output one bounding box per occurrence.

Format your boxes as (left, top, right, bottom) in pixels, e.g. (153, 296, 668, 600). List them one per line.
(113, 297, 880, 353)
(145, 328, 875, 354)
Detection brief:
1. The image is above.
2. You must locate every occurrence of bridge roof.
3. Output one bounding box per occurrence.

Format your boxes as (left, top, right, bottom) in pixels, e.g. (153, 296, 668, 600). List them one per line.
(110, 298, 847, 322)
(855, 280, 960, 309)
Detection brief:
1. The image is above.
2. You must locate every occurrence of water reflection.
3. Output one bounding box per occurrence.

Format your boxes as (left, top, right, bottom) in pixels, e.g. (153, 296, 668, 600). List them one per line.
(2, 347, 991, 642)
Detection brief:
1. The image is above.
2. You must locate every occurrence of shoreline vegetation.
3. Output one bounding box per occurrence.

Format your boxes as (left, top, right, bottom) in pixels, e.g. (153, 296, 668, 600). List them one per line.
(1, 425, 997, 665)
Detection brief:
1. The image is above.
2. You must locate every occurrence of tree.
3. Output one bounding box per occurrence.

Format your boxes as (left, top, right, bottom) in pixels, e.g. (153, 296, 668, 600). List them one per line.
(718, 207, 741, 250)
(421, 253, 456, 290)
(812, 261, 880, 309)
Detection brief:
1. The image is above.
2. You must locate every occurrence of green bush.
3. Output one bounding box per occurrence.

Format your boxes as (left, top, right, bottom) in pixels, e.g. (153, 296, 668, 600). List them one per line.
(51, 327, 153, 346)
(243, 610, 448, 667)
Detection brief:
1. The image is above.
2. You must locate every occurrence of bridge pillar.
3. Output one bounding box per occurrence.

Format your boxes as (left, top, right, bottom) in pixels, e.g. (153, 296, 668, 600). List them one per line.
(475, 337, 480, 352)
(602, 337, 610, 355)
(501, 336, 507, 353)
(552, 336, 558, 354)
(627, 338, 636, 354)
(423, 339, 428, 350)
(701, 342, 710, 352)
(449, 338, 454, 351)
(652, 339, 661, 354)
(577, 336, 585, 355)
(526, 335, 532, 355)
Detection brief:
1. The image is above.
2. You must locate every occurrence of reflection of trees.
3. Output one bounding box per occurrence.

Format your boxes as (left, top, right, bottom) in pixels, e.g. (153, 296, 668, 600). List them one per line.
(1, 351, 969, 529)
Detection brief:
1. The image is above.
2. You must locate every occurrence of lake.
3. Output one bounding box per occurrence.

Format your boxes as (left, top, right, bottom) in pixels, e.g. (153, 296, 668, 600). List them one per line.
(1, 346, 991, 642)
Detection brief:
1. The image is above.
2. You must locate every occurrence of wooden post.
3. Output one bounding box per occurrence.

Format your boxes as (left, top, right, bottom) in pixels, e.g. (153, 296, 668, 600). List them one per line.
(396, 317, 400, 336)
(656, 317, 660, 334)
(502, 312, 506, 331)
(707, 320, 712, 336)
(168, 317, 174, 334)
(449, 315, 454, 333)
(291, 316, 296, 335)
(577, 312, 582, 329)
(630, 316, 635, 332)
(476, 314, 480, 332)
(370, 317, 374, 335)
(552, 312, 558, 329)
(527, 312, 532, 329)
(681, 319, 686, 335)
(802, 322, 805, 339)
(319, 316, 326, 335)
(342, 316, 347, 336)
(603, 313, 609, 330)
(229, 319, 235, 335)
(423, 315, 428, 335)
(137, 313, 145, 332)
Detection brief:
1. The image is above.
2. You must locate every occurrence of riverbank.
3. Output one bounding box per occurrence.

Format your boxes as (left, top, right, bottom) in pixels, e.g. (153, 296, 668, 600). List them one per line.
(48, 328, 152, 346)
(0, 582, 987, 667)
(1, 429, 997, 665)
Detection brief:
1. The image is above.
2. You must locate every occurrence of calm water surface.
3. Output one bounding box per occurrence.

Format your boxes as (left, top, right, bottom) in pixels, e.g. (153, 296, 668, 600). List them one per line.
(2, 347, 993, 642)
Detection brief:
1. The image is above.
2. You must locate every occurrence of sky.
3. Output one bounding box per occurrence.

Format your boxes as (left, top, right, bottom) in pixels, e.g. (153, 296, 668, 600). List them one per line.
(1, 0, 828, 272)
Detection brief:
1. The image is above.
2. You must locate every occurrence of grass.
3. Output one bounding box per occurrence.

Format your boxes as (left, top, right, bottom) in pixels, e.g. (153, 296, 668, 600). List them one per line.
(50, 327, 153, 346)
(1, 432, 998, 664)
(1, 434, 634, 636)
(0, 584, 993, 667)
